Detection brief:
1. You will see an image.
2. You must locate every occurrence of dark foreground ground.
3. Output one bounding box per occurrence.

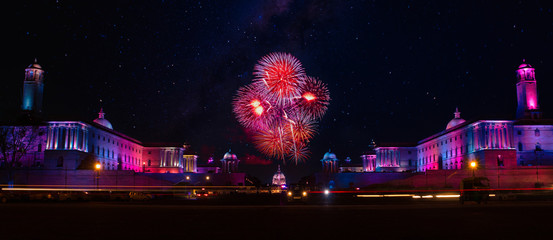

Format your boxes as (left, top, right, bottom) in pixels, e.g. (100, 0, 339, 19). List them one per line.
(1, 200, 552, 240)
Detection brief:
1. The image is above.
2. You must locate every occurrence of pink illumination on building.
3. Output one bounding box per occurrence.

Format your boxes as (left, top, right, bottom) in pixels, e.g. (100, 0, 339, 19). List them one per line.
(516, 60, 541, 119)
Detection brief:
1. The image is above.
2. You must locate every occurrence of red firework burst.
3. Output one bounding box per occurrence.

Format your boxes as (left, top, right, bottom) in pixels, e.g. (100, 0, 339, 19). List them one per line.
(234, 52, 330, 164)
(287, 111, 317, 143)
(253, 126, 292, 160)
(232, 84, 276, 129)
(295, 76, 330, 119)
(253, 52, 305, 104)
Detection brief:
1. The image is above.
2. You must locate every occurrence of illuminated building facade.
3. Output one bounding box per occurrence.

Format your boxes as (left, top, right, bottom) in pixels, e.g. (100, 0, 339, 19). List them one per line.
(2, 60, 194, 173)
(359, 61, 553, 173)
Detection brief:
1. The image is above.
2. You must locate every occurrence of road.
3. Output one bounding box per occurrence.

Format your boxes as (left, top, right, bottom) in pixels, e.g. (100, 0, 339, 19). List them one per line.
(1, 201, 552, 239)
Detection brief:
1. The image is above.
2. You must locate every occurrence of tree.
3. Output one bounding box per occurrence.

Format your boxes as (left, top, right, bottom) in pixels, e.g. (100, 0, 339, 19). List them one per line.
(0, 125, 42, 187)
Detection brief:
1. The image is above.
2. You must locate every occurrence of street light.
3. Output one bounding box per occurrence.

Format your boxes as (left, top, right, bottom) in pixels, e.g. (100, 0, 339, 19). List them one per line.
(94, 163, 101, 190)
(469, 161, 477, 177)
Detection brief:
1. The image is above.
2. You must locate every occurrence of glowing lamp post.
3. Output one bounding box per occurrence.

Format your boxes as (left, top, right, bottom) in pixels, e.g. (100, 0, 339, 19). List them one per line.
(94, 163, 101, 190)
(469, 161, 477, 177)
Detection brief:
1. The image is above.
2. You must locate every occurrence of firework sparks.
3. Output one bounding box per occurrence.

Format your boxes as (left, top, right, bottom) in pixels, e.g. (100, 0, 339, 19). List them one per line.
(253, 52, 306, 104)
(233, 52, 330, 164)
(295, 76, 330, 119)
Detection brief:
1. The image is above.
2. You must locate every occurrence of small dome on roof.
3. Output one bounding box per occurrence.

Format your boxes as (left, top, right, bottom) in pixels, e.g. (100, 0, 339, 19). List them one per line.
(93, 108, 113, 130)
(223, 149, 237, 160)
(518, 59, 533, 69)
(518, 63, 532, 69)
(446, 107, 465, 130)
(323, 150, 338, 161)
(27, 58, 42, 70)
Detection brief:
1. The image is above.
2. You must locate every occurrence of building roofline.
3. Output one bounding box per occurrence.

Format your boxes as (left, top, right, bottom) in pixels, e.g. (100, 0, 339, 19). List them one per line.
(417, 118, 513, 145)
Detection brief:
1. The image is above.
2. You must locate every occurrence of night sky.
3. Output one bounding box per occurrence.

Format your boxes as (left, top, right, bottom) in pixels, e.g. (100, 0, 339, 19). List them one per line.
(5, 0, 553, 183)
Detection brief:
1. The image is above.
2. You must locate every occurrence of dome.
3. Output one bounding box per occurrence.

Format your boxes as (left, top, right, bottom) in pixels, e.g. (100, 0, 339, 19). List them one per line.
(223, 150, 237, 160)
(272, 165, 286, 186)
(323, 150, 337, 161)
(27, 63, 42, 69)
(518, 59, 533, 69)
(93, 108, 113, 130)
(518, 63, 532, 69)
(27, 58, 42, 69)
(446, 108, 465, 130)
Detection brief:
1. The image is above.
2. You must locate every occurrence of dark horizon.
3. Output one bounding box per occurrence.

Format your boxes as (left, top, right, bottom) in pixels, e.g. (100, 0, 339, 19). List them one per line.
(5, 0, 553, 183)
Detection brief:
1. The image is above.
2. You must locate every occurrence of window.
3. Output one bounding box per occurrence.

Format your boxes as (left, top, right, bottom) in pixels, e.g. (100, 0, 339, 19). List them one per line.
(518, 130, 522, 135)
(518, 142, 523, 151)
(37, 143, 42, 152)
(148, 160, 151, 166)
(497, 155, 504, 167)
(535, 129, 540, 137)
(57, 156, 64, 167)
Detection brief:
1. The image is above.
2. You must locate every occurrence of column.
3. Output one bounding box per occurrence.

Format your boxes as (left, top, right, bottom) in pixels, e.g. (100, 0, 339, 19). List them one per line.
(493, 124, 499, 148)
(500, 126, 506, 149)
(46, 126, 52, 149)
(496, 125, 500, 148)
(64, 127, 69, 149)
(68, 128, 73, 150)
(54, 127, 59, 149)
(83, 129, 88, 152)
(481, 126, 485, 148)
(506, 126, 512, 149)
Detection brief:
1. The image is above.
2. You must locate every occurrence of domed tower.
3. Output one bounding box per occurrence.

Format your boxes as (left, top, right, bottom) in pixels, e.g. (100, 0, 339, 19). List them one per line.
(220, 149, 239, 173)
(321, 150, 339, 174)
(271, 165, 286, 186)
(93, 108, 113, 130)
(446, 107, 466, 130)
(516, 60, 541, 119)
(22, 59, 45, 114)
